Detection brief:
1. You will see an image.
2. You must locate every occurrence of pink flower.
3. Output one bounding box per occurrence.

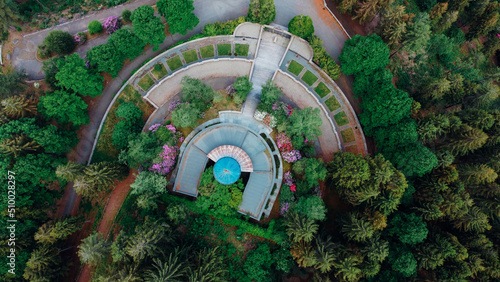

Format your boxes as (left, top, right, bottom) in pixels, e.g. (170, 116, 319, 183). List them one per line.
(103, 16, 121, 34)
(290, 184, 296, 192)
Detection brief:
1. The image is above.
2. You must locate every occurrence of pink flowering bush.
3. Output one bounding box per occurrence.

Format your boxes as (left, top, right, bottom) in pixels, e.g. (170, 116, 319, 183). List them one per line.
(74, 32, 87, 45)
(282, 150, 302, 163)
(150, 145, 179, 175)
(277, 132, 301, 163)
(284, 171, 294, 186)
(168, 101, 181, 111)
(103, 16, 121, 34)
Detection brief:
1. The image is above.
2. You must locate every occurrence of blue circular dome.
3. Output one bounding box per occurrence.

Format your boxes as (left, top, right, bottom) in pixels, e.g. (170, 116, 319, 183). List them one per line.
(214, 157, 241, 185)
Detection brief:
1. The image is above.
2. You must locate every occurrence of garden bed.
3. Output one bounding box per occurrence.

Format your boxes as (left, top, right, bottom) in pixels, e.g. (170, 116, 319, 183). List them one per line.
(151, 63, 169, 79)
(314, 82, 331, 98)
(325, 96, 341, 111)
(138, 74, 155, 91)
(167, 55, 183, 71)
(334, 111, 349, 126)
(234, 44, 249, 56)
(200, 45, 215, 59)
(182, 49, 199, 64)
(287, 60, 304, 76)
(302, 70, 318, 86)
(217, 44, 232, 56)
(340, 128, 355, 143)
(91, 85, 155, 163)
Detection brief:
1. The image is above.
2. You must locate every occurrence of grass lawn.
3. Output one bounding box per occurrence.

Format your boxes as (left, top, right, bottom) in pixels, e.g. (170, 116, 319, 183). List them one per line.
(314, 82, 331, 98)
(92, 84, 155, 163)
(167, 55, 183, 71)
(334, 111, 349, 127)
(151, 63, 168, 79)
(182, 49, 199, 64)
(234, 44, 249, 56)
(341, 128, 356, 143)
(138, 74, 155, 91)
(302, 70, 318, 86)
(325, 96, 341, 111)
(287, 60, 304, 76)
(217, 44, 232, 56)
(200, 45, 215, 59)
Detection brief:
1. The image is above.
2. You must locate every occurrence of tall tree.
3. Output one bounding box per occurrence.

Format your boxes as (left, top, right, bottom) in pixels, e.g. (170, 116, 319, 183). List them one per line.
(78, 232, 110, 266)
(339, 34, 390, 76)
(0, 70, 26, 99)
(285, 213, 319, 243)
(287, 107, 323, 140)
(38, 90, 89, 126)
(107, 27, 146, 60)
(388, 212, 428, 245)
(0, 0, 19, 40)
(247, 0, 276, 25)
(341, 211, 375, 242)
(131, 5, 166, 50)
(87, 43, 125, 77)
(157, 0, 199, 35)
(146, 254, 186, 281)
(55, 54, 104, 97)
(1, 96, 37, 119)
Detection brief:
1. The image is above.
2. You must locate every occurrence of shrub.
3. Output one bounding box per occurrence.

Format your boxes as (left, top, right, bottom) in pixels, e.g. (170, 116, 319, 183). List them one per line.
(43, 30, 75, 55)
(88, 20, 103, 35)
(308, 35, 341, 80)
(288, 15, 315, 39)
(74, 32, 87, 45)
(154, 64, 162, 72)
(247, 0, 275, 25)
(116, 102, 142, 122)
(37, 44, 50, 59)
(171, 103, 200, 128)
(121, 9, 132, 22)
(112, 120, 139, 149)
(103, 16, 121, 34)
(295, 196, 327, 221)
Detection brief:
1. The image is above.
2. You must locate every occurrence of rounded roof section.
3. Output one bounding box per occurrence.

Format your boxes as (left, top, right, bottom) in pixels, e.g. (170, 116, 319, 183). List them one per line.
(214, 157, 241, 185)
(207, 145, 253, 172)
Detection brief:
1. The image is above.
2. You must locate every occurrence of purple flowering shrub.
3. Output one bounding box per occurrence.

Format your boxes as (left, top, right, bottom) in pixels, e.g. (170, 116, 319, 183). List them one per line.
(149, 145, 179, 175)
(276, 132, 302, 163)
(168, 101, 181, 111)
(103, 16, 121, 34)
(74, 32, 87, 45)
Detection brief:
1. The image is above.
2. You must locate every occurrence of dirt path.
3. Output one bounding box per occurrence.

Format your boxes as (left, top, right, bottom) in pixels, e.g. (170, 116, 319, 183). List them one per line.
(77, 169, 137, 282)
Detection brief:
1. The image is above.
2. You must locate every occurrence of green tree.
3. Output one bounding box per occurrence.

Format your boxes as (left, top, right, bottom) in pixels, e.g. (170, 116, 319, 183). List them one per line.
(434, 10, 458, 33)
(338, 0, 359, 14)
(293, 157, 327, 188)
(285, 213, 319, 243)
(34, 217, 82, 244)
(38, 90, 89, 126)
(446, 125, 488, 156)
(78, 232, 110, 266)
(390, 143, 438, 177)
(373, 118, 419, 153)
(328, 152, 370, 190)
(259, 79, 282, 104)
(339, 34, 390, 76)
(126, 224, 166, 262)
(453, 206, 492, 232)
(388, 212, 428, 245)
(361, 236, 389, 262)
(0, 134, 40, 157)
(171, 103, 200, 129)
(43, 30, 75, 55)
(233, 76, 252, 104)
(23, 246, 61, 281)
(403, 13, 432, 55)
(388, 244, 417, 277)
(295, 196, 327, 221)
(116, 102, 142, 122)
(287, 107, 323, 140)
(55, 54, 104, 97)
(130, 171, 168, 195)
(119, 132, 162, 169)
(56, 162, 85, 181)
(0, 70, 27, 99)
(288, 15, 315, 39)
(42, 56, 64, 88)
(131, 5, 166, 50)
(108, 27, 146, 60)
(157, 0, 199, 35)
(88, 20, 103, 34)
(112, 120, 140, 150)
(187, 247, 226, 281)
(353, 0, 389, 23)
(122, 9, 132, 22)
(247, 0, 276, 25)
(341, 211, 375, 242)
(146, 254, 186, 281)
(243, 244, 273, 280)
(0, 0, 19, 41)
(180, 76, 215, 110)
(87, 43, 124, 77)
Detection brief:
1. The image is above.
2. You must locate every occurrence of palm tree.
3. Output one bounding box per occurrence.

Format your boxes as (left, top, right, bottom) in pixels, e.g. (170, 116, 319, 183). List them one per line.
(55, 162, 85, 181)
(1, 96, 37, 118)
(333, 253, 362, 281)
(285, 213, 319, 243)
(341, 212, 375, 242)
(0, 0, 19, 39)
(290, 240, 317, 268)
(126, 227, 164, 262)
(314, 237, 337, 273)
(0, 134, 40, 157)
(360, 236, 389, 262)
(145, 251, 186, 281)
(454, 206, 492, 232)
(187, 247, 226, 282)
(78, 232, 110, 266)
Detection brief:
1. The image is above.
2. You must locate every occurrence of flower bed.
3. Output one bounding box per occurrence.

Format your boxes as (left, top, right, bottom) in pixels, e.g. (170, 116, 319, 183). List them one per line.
(341, 127, 355, 143)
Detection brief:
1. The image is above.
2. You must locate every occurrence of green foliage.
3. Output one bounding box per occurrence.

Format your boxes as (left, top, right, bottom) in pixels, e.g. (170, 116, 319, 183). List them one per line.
(293, 157, 327, 188)
(233, 76, 252, 104)
(287, 107, 323, 140)
(247, 0, 275, 25)
(390, 142, 438, 177)
(112, 120, 139, 150)
(416, 0, 436, 11)
(171, 103, 200, 129)
(119, 132, 162, 169)
(55, 54, 104, 97)
(157, 0, 199, 35)
(115, 102, 142, 122)
(130, 171, 168, 195)
(78, 232, 110, 266)
(285, 213, 319, 242)
(42, 57, 63, 89)
(388, 212, 428, 245)
(108, 27, 145, 60)
(388, 244, 417, 277)
(0, 70, 26, 99)
(288, 15, 314, 39)
(88, 20, 103, 34)
(308, 35, 342, 80)
(339, 34, 390, 76)
(43, 30, 75, 55)
(34, 217, 82, 244)
(243, 244, 273, 281)
(87, 43, 124, 77)
(341, 211, 375, 242)
(180, 76, 216, 111)
(131, 5, 166, 49)
(295, 196, 327, 221)
(38, 90, 89, 126)
(260, 80, 282, 105)
(121, 9, 132, 22)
